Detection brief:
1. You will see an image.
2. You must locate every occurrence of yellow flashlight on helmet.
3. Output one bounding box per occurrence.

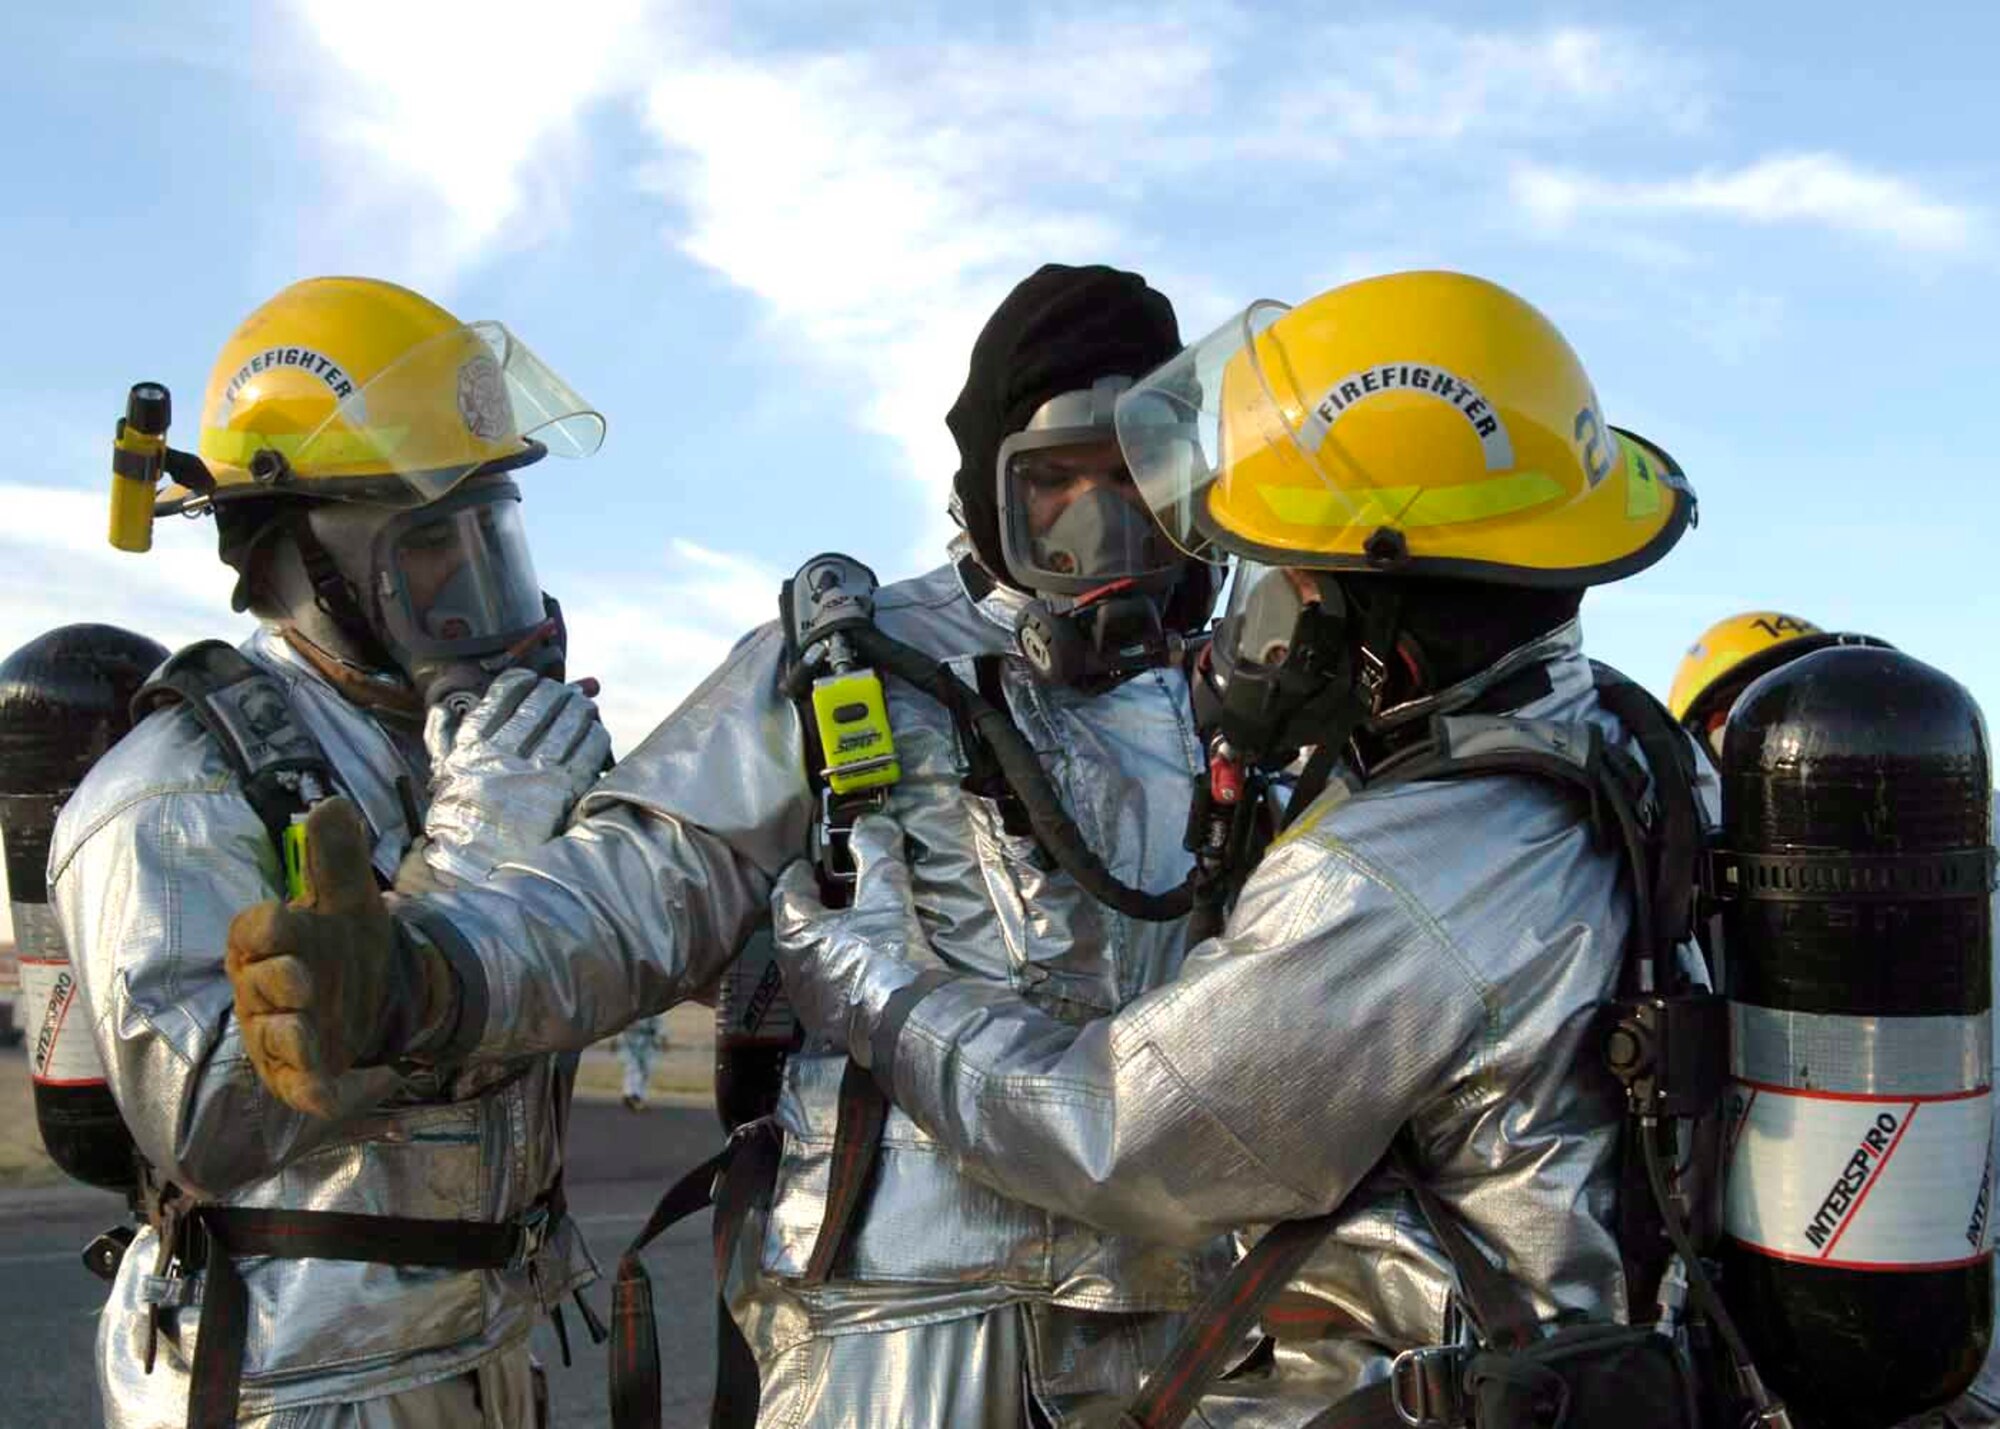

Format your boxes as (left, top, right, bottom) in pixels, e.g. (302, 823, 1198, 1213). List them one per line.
(109, 383, 172, 553)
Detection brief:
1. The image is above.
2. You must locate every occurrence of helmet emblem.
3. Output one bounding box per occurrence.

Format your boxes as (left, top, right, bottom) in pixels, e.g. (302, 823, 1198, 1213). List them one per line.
(456, 355, 512, 441)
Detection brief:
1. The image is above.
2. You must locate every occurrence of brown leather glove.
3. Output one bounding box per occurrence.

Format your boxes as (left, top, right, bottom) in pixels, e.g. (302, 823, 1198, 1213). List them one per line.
(225, 798, 458, 1118)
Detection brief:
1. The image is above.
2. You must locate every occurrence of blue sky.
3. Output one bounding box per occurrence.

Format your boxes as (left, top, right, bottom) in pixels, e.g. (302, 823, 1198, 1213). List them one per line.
(1, 1, 1994, 754)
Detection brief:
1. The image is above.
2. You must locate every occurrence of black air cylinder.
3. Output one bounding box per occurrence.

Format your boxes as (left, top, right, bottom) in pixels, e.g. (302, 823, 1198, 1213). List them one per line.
(0, 625, 168, 1192)
(1717, 645, 1994, 1427)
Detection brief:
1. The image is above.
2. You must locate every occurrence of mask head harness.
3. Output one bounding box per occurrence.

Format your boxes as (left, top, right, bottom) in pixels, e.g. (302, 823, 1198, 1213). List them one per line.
(997, 376, 1189, 693)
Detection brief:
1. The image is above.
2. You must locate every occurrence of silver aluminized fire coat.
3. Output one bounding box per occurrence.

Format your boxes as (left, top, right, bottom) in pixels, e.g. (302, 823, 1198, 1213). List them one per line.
(773, 625, 1711, 1424)
(48, 629, 593, 1426)
(407, 548, 1229, 1426)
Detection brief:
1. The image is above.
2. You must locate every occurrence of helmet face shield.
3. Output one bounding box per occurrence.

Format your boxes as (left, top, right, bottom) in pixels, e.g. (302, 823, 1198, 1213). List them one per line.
(209, 321, 604, 505)
(1112, 301, 1290, 566)
(372, 484, 548, 663)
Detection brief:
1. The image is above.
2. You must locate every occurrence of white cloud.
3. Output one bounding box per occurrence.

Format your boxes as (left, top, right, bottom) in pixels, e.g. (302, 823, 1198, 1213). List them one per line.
(1514, 153, 1980, 254)
(260, 7, 1725, 527)
(620, 16, 1727, 588)
(631, 17, 1709, 468)
(1267, 22, 1708, 150)
(232, 9, 1986, 713)
(634, 15, 1213, 540)
(0, 484, 248, 671)
(285, 0, 654, 290)
(549, 537, 782, 752)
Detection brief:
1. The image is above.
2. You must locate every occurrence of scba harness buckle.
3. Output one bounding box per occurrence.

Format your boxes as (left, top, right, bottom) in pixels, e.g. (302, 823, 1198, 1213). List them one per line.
(507, 1204, 553, 1272)
(1391, 1345, 1469, 1429)
(83, 1224, 136, 1284)
(812, 786, 888, 890)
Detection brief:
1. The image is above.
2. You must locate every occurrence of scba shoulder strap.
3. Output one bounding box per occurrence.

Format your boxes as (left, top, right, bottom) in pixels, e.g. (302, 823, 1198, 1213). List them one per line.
(133, 641, 336, 887)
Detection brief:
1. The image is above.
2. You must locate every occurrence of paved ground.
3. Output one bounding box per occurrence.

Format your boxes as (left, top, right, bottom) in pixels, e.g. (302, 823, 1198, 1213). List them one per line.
(0, 1024, 730, 1427)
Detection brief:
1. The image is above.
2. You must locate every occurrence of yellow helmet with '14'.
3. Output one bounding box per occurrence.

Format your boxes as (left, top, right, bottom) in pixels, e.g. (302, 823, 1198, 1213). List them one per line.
(1668, 610, 1892, 733)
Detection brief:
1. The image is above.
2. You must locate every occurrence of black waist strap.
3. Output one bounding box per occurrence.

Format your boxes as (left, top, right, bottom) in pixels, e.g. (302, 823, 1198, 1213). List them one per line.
(1303, 1379, 1404, 1429)
(154, 1179, 581, 1429)
(195, 1202, 540, 1268)
(605, 1066, 882, 1429)
(610, 1119, 781, 1429)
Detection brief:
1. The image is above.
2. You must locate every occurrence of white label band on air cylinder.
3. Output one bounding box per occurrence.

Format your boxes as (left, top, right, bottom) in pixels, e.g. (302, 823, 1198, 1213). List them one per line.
(1723, 1081, 1994, 1270)
(20, 955, 105, 1087)
(14, 899, 104, 1088)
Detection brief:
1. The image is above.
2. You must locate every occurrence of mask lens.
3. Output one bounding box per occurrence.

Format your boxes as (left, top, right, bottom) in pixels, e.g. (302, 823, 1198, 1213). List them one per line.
(395, 525, 474, 640)
(383, 492, 545, 658)
(1000, 436, 1178, 592)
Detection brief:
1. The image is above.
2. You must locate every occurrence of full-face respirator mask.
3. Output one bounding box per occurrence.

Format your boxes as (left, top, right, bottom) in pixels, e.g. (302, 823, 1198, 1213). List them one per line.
(996, 377, 1188, 693)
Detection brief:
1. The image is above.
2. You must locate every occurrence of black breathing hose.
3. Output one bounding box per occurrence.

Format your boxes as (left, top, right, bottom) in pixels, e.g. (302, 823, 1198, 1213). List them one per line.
(1184, 891, 1228, 944)
(1641, 1124, 1787, 1427)
(851, 624, 1198, 923)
